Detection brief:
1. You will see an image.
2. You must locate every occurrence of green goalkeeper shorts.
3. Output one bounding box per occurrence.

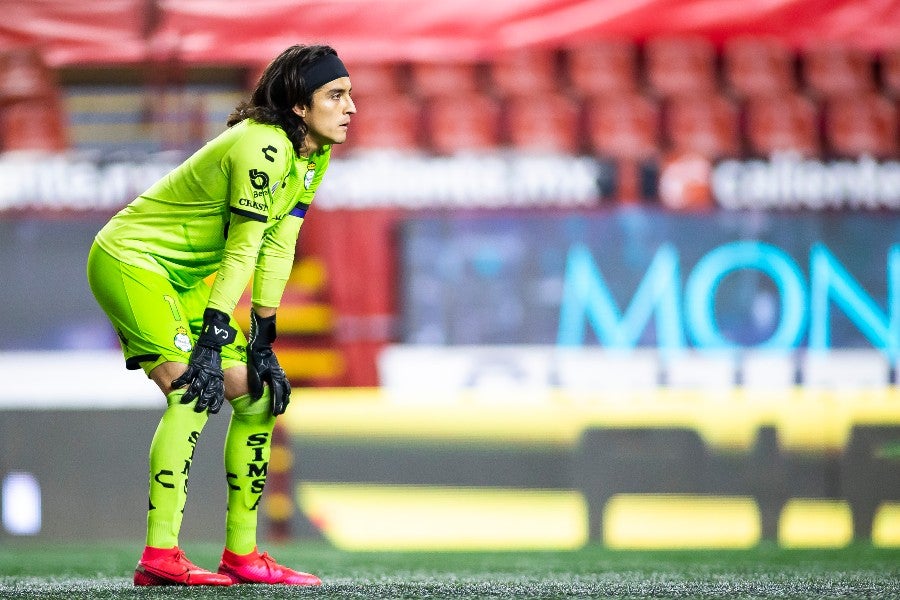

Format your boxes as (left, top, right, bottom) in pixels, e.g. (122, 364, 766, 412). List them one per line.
(87, 242, 248, 375)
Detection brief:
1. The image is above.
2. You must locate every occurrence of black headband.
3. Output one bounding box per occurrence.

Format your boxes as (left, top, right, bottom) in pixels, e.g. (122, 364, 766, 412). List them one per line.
(302, 53, 349, 92)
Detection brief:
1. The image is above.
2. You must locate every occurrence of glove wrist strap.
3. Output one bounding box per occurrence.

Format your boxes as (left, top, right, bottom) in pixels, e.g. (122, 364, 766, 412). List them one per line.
(197, 308, 237, 347)
(249, 309, 277, 349)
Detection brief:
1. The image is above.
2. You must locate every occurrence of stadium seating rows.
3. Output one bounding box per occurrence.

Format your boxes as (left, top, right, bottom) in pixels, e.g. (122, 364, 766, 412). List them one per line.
(1, 37, 897, 161)
(346, 37, 898, 160)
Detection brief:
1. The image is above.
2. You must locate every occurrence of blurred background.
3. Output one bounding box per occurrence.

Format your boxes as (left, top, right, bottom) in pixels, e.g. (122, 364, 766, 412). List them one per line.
(0, 0, 899, 551)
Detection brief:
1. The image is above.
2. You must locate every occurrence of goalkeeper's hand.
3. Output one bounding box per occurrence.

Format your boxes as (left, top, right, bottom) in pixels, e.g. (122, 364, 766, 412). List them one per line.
(247, 309, 291, 416)
(172, 308, 236, 414)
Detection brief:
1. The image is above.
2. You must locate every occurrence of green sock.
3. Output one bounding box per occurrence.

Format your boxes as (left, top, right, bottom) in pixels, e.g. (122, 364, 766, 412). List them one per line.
(224, 392, 276, 554)
(145, 389, 209, 548)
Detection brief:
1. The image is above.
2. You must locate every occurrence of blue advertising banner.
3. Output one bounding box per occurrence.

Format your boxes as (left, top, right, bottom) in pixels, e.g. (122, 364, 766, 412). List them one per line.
(400, 208, 900, 356)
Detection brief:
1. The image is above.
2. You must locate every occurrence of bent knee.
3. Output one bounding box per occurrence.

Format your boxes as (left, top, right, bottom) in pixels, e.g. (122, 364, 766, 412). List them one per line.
(149, 361, 188, 396)
(224, 364, 250, 400)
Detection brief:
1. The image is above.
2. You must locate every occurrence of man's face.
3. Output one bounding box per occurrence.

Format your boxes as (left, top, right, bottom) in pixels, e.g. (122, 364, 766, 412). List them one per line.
(295, 76, 355, 154)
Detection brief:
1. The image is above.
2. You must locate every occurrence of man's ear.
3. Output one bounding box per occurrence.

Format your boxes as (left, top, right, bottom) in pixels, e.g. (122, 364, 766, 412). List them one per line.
(293, 105, 306, 118)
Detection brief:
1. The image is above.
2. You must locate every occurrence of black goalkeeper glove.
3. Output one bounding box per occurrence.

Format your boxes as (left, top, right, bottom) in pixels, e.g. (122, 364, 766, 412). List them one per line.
(247, 309, 291, 416)
(172, 308, 236, 414)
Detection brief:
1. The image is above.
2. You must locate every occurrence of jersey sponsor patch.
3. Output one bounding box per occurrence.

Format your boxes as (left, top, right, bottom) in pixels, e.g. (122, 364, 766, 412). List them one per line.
(304, 162, 316, 189)
(249, 168, 269, 191)
(238, 197, 267, 212)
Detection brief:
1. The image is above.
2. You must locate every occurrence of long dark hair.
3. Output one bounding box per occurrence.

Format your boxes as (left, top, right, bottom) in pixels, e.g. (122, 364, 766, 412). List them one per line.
(227, 44, 339, 154)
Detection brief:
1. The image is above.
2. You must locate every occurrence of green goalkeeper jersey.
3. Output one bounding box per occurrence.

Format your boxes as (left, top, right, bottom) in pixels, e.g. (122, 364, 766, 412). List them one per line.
(95, 119, 330, 314)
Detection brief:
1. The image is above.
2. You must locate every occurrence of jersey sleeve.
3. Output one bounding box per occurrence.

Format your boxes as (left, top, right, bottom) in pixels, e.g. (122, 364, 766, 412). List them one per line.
(252, 216, 304, 308)
(224, 127, 290, 222)
(206, 214, 267, 315)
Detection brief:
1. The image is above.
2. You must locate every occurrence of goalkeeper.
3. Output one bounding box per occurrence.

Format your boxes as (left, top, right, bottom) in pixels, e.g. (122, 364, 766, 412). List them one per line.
(86, 44, 354, 587)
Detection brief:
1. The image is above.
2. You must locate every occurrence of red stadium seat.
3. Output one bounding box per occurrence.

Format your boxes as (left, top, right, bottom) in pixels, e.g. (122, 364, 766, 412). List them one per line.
(345, 93, 422, 152)
(0, 47, 56, 102)
(566, 39, 639, 98)
(743, 92, 821, 157)
(823, 93, 897, 159)
(343, 61, 404, 96)
(801, 44, 876, 98)
(423, 93, 501, 154)
(585, 93, 661, 160)
(585, 93, 661, 203)
(490, 47, 559, 96)
(1, 101, 68, 152)
(502, 93, 581, 154)
(723, 36, 796, 98)
(881, 47, 900, 97)
(663, 93, 740, 159)
(0, 48, 66, 152)
(645, 36, 718, 98)
(410, 60, 481, 97)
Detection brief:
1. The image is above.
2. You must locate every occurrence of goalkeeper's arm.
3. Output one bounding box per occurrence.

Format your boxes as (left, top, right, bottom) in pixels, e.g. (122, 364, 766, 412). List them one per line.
(244, 209, 301, 416)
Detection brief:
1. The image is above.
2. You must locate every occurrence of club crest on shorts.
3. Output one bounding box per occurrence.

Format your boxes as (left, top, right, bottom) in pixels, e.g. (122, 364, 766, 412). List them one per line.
(174, 326, 192, 352)
(304, 162, 316, 189)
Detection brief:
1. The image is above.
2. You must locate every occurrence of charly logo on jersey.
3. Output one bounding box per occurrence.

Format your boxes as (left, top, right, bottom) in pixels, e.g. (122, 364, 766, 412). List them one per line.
(174, 326, 192, 352)
(304, 162, 316, 189)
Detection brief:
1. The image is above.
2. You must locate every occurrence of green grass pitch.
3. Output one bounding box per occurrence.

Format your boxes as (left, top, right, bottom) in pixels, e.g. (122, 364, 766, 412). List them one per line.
(0, 541, 898, 599)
